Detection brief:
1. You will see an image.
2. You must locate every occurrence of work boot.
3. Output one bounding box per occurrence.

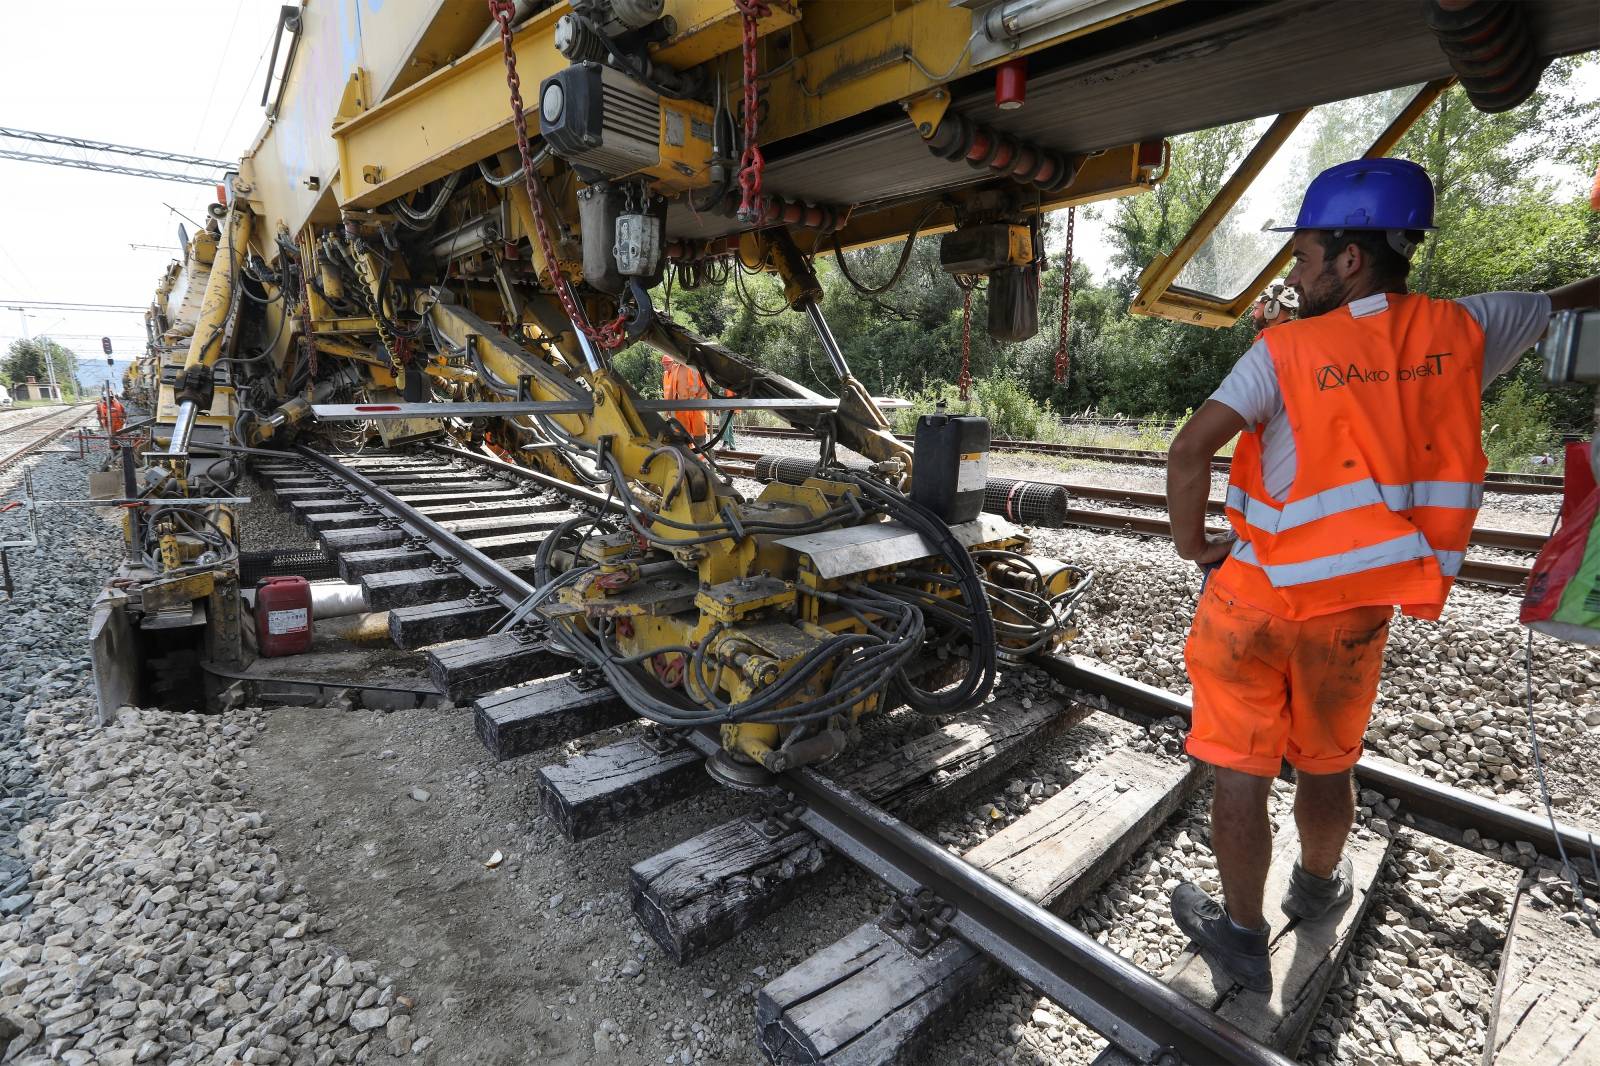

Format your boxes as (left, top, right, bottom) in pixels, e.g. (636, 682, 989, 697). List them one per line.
(1170, 883, 1272, 993)
(1282, 855, 1354, 922)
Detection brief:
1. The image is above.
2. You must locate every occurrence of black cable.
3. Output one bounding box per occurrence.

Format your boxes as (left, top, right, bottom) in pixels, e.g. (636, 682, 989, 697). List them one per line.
(842, 471, 996, 713)
(829, 200, 943, 297)
(393, 170, 461, 227)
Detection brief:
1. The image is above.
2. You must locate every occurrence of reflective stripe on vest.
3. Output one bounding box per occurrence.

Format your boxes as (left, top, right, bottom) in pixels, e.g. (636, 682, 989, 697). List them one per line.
(1225, 479, 1484, 536)
(1232, 534, 1465, 586)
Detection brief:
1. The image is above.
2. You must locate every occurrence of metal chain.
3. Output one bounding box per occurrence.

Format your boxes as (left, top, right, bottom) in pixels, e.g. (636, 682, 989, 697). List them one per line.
(1054, 206, 1074, 385)
(486, 0, 631, 350)
(735, 0, 771, 223)
(958, 285, 973, 402)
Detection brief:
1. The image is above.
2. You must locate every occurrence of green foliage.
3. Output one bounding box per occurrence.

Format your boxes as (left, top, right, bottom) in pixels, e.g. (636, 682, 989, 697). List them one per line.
(611, 342, 662, 399)
(2, 339, 78, 397)
(634, 58, 1596, 447)
(1481, 377, 1559, 472)
(889, 374, 1071, 442)
(1392, 67, 1600, 432)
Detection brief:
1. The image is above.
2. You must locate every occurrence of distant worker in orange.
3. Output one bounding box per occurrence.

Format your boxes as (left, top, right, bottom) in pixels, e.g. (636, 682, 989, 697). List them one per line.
(97, 394, 126, 434)
(660, 352, 710, 441)
(1164, 157, 1599, 992)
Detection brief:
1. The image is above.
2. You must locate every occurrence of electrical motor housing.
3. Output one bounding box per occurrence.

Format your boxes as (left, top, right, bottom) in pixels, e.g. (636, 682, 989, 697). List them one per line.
(614, 211, 663, 277)
(576, 183, 667, 292)
(577, 182, 628, 294)
(539, 62, 714, 193)
(572, 0, 663, 38)
(938, 223, 1033, 275)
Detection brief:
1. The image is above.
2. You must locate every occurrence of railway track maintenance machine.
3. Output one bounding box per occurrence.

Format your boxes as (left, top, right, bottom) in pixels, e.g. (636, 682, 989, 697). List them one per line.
(95, 0, 1597, 785)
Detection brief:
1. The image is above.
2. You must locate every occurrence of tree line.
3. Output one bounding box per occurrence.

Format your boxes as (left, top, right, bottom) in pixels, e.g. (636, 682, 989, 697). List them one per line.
(1, 338, 80, 399)
(620, 59, 1597, 460)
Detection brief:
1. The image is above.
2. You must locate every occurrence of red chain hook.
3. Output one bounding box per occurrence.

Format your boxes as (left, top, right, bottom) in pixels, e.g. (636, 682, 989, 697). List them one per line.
(486, 0, 632, 351)
(1054, 206, 1075, 384)
(734, 0, 771, 224)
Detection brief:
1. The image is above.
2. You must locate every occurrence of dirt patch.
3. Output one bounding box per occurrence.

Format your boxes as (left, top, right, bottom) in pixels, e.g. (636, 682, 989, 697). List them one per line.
(242, 703, 848, 1065)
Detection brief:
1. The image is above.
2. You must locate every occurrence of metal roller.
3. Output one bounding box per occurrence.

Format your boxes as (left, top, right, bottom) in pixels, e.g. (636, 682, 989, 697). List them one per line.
(922, 113, 1082, 194)
(983, 476, 1069, 527)
(750, 454, 1070, 527)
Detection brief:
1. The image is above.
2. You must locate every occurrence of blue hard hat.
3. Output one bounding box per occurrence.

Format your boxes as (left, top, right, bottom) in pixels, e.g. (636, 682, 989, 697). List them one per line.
(1269, 158, 1436, 233)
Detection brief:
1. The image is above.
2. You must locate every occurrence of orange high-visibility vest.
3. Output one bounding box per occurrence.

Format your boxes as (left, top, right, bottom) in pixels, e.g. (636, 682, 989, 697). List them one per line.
(1217, 293, 1488, 622)
(661, 354, 710, 437)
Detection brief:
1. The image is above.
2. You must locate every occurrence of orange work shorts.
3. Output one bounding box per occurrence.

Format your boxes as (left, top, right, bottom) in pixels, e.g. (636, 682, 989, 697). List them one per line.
(1183, 580, 1392, 778)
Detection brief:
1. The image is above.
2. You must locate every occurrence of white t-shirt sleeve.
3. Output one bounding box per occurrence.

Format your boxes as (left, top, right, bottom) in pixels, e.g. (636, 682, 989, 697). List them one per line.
(1455, 292, 1552, 389)
(1207, 338, 1283, 426)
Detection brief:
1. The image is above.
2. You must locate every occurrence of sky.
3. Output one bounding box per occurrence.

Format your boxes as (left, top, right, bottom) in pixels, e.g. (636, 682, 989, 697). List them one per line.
(0, 0, 1116, 373)
(0, 1, 286, 364)
(0, 4, 1590, 372)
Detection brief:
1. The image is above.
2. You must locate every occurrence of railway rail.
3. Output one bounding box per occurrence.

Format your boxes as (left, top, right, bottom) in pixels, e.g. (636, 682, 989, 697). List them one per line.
(733, 426, 1569, 495)
(225, 441, 1588, 1066)
(0, 403, 91, 470)
(1041, 418, 1588, 446)
(1049, 506, 1535, 590)
(714, 449, 1540, 590)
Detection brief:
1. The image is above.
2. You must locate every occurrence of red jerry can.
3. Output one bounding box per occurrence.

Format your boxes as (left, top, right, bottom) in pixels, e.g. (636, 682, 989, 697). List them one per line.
(256, 576, 313, 657)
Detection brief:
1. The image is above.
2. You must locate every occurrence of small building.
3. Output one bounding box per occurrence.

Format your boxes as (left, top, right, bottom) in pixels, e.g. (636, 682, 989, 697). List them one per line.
(13, 377, 62, 402)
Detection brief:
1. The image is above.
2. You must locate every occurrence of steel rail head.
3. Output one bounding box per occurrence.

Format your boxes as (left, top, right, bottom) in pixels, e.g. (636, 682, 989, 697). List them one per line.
(733, 427, 1565, 493)
(679, 728, 1294, 1066)
(294, 445, 534, 610)
(1035, 653, 1600, 877)
(427, 442, 625, 514)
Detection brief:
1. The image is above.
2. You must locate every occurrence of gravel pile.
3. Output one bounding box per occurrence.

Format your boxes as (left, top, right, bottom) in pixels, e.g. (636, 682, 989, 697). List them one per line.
(0, 416, 110, 931)
(4, 704, 417, 1065)
(0, 429, 1593, 1066)
(0, 441, 418, 1065)
(1025, 524, 1600, 824)
(937, 742, 1529, 1066)
(234, 473, 315, 554)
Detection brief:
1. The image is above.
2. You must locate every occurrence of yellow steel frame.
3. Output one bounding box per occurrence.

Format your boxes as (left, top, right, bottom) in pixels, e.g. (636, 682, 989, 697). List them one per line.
(331, 0, 1176, 214)
(755, 0, 1176, 146)
(1132, 79, 1452, 329)
(332, 0, 794, 210)
(168, 0, 1171, 765)
(796, 143, 1154, 258)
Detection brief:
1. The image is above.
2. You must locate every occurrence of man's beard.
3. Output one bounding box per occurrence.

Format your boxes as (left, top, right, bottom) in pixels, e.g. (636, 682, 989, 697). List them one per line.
(1295, 265, 1344, 319)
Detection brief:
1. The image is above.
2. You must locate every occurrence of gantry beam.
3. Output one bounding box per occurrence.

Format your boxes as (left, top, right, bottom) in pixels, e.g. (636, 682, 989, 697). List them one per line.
(0, 127, 230, 186)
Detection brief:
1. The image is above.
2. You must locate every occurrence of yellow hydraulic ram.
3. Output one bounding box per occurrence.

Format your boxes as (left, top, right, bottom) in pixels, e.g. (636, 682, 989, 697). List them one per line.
(166, 202, 254, 471)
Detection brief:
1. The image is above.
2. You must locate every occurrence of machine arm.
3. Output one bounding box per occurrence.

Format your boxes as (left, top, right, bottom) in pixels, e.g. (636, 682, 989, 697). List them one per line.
(168, 204, 253, 463)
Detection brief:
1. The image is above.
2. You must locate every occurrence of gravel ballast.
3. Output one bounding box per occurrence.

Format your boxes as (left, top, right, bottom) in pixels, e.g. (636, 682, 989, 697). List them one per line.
(1, 428, 1597, 1066)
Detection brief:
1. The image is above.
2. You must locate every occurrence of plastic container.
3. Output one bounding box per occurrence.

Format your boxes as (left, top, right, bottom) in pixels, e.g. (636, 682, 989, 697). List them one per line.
(256, 575, 313, 657)
(911, 413, 990, 524)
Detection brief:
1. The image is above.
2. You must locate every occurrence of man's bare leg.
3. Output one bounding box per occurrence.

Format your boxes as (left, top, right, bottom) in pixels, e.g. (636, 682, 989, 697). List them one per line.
(1293, 769, 1355, 877)
(1211, 767, 1275, 929)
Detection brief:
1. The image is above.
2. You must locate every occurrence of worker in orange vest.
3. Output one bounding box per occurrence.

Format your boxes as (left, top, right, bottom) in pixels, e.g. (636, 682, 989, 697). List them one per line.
(660, 352, 711, 441)
(1164, 157, 1599, 992)
(97, 394, 126, 433)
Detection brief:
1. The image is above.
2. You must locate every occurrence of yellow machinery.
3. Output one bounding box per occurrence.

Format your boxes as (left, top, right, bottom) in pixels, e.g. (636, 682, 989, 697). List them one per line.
(116, 0, 1597, 780)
